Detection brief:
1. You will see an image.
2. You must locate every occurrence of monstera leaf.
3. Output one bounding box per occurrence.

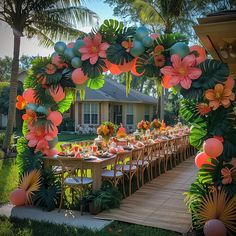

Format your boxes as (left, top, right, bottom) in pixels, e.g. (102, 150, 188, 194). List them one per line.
(136, 53, 160, 77)
(106, 44, 134, 65)
(180, 99, 202, 124)
(220, 139, 236, 162)
(192, 59, 229, 89)
(82, 59, 105, 78)
(154, 33, 188, 49)
(180, 86, 204, 100)
(189, 119, 207, 149)
(87, 75, 105, 90)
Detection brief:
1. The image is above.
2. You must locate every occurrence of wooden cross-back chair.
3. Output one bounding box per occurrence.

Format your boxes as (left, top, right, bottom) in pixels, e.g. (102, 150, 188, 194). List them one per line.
(152, 142, 165, 176)
(57, 158, 93, 215)
(143, 143, 156, 180)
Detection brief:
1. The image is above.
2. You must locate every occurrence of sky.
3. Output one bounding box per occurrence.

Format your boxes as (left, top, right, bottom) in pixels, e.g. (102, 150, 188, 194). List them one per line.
(0, 1, 120, 58)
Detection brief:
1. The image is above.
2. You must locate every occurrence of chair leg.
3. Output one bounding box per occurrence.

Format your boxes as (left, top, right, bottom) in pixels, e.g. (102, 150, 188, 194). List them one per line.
(147, 167, 150, 182)
(58, 188, 64, 212)
(129, 177, 132, 196)
(122, 176, 126, 198)
(136, 171, 140, 189)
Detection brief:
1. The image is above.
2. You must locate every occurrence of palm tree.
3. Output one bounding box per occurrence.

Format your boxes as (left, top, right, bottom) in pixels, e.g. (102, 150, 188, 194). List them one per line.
(0, 0, 98, 150)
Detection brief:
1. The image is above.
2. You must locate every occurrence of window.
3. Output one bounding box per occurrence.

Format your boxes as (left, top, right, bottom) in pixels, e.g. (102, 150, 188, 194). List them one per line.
(126, 104, 134, 125)
(144, 106, 150, 121)
(83, 103, 98, 124)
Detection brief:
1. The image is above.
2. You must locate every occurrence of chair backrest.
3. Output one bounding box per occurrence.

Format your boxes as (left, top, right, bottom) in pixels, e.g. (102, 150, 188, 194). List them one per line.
(153, 142, 161, 157)
(143, 144, 154, 162)
(57, 158, 85, 184)
(114, 151, 132, 174)
(132, 147, 144, 165)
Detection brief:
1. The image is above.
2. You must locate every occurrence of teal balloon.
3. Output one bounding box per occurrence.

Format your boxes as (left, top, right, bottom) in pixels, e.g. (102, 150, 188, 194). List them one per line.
(54, 41, 66, 55)
(135, 26, 149, 41)
(36, 106, 49, 115)
(142, 36, 153, 47)
(73, 40, 85, 56)
(26, 103, 38, 111)
(71, 57, 82, 68)
(64, 48, 75, 61)
(170, 42, 190, 58)
(48, 136, 58, 149)
(130, 40, 145, 57)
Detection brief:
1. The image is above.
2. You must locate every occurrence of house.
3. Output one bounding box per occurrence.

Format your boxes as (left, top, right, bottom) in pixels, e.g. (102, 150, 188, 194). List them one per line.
(72, 78, 157, 133)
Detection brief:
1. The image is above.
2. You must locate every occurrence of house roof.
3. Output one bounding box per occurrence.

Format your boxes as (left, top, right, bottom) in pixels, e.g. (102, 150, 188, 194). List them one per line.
(78, 78, 157, 104)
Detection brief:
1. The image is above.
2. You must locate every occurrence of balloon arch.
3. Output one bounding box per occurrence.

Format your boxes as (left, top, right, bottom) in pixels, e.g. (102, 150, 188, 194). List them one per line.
(15, 19, 235, 231)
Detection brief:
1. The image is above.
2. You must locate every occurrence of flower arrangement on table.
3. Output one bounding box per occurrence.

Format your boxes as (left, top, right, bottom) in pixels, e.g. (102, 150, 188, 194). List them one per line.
(151, 119, 161, 133)
(115, 124, 127, 146)
(97, 121, 117, 145)
(137, 120, 150, 135)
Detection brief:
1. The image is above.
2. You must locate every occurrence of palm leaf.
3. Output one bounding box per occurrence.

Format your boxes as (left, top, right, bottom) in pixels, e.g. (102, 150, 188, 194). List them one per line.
(57, 89, 75, 114)
(87, 75, 105, 90)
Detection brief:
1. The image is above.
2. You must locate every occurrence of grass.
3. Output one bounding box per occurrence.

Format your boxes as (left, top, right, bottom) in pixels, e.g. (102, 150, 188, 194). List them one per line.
(0, 159, 18, 204)
(0, 216, 180, 236)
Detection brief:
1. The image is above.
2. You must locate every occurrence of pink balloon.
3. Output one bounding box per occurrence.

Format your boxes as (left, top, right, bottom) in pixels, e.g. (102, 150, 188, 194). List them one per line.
(23, 88, 36, 103)
(47, 111, 62, 126)
(204, 219, 227, 236)
(195, 152, 211, 168)
(71, 68, 88, 85)
(49, 85, 65, 102)
(150, 33, 159, 40)
(67, 42, 75, 48)
(10, 188, 26, 206)
(203, 138, 223, 158)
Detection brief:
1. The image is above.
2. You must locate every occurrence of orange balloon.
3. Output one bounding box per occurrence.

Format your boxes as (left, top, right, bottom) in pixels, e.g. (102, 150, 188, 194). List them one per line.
(203, 138, 223, 158)
(195, 152, 211, 168)
(49, 85, 65, 102)
(131, 57, 144, 76)
(23, 88, 36, 103)
(117, 59, 135, 72)
(10, 188, 26, 206)
(47, 111, 62, 126)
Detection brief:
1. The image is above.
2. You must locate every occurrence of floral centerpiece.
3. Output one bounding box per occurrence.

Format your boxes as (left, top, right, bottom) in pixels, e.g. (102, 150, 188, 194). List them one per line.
(137, 120, 150, 135)
(151, 119, 161, 133)
(97, 121, 116, 145)
(116, 124, 127, 146)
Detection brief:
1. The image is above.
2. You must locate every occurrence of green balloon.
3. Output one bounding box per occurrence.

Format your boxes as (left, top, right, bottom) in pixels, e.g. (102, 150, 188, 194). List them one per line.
(48, 136, 58, 149)
(170, 42, 190, 58)
(54, 41, 66, 55)
(26, 103, 38, 111)
(71, 57, 82, 68)
(73, 40, 85, 56)
(142, 36, 153, 47)
(135, 26, 149, 41)
(36, 106, 49, 115)
(130, 40, 145, 57)
(64, 48, 75, 61)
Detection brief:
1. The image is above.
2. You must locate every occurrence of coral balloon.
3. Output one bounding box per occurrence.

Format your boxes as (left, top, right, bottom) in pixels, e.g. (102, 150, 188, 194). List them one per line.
(23, 88, 36, 103)
(195, 152, 211, 168)
(10, 188, 26, 206)
(49, 85, 65, 102)
(203, 138, 223, 158)
(72, 68, 88, 85)
(131, 58, 144, 76)
(47, 111, 62, 126)
(190, 45, 206, 65)
(224, 76, 235, 90)
(204, 219, 227, 236)
(117, 59, 135, 72)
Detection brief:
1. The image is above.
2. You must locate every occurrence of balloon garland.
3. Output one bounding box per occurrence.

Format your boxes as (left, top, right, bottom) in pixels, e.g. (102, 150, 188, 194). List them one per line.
(15, 19, 235, 232)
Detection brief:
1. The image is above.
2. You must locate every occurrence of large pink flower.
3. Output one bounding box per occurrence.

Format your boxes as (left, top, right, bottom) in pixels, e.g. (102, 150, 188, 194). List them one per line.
(160, 54, 202, 89)
(79, 33, 109, 65)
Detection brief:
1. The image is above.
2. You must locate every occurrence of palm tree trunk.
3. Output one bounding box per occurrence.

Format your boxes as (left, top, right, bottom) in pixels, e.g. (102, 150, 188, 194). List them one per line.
(2, 33, 21, 151)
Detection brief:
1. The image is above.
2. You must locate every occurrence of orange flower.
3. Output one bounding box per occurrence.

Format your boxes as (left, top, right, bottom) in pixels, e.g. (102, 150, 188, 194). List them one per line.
(221, 167, 232, 185)
(16, 95, 27, 110)
(153, 45, 164, 56)
(154, 54, 165, 67)
(213, 135, 224, 143)
(22, 110, 37, 124)
(121, 38, 133, 53)
(196, 103, 211, 116)
(205, 83, 235, 110)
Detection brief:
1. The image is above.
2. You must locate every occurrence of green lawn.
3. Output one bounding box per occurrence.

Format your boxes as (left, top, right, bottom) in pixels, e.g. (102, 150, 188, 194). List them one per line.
(0, 216, 179, 236)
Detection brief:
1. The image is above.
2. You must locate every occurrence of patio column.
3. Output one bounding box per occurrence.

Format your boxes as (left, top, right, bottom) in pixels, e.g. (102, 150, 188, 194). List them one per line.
(100, 102, 109, 123)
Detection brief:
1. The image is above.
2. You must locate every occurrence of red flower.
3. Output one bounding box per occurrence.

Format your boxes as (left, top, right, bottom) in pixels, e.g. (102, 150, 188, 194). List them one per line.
(196, 103, 211, 116)
(16, 95, 27, 110)
(154, 54, 165, 67)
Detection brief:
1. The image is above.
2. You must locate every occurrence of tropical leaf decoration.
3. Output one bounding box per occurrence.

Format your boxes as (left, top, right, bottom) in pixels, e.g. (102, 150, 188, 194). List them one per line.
(106, 44, 134, 65)
(220, 139, 236, 162)
(189, 118, 207, 149)
(154, 33, 188, 49)
(19, 169, 41, 204)
(57, 89, 75, 113)
(87, 75, 105, 90)
(125, 72, 132, 96)
(180, 99, 202, 124)
(22, 121, 28, 136)
(16, 137, 43, 176)
(180, 86, 204, 100)
(33, 169, 61, 211)
(194, 190, 236, 233)
(81, 58, 106, 78)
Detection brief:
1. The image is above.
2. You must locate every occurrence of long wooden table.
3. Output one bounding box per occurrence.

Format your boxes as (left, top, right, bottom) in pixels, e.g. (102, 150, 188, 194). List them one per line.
(42, 155, 116, 190)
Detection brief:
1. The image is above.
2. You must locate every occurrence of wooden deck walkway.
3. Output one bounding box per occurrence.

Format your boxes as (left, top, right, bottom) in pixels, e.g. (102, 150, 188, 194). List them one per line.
(96, 157, 198, 234)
